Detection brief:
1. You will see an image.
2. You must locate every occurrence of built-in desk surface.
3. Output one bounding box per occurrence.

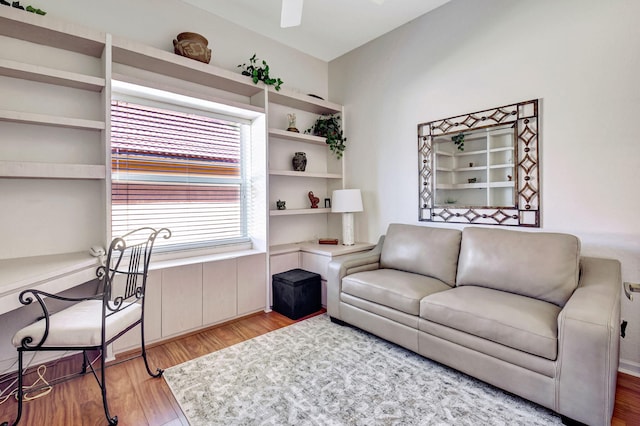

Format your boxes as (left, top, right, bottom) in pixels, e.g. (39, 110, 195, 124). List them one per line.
(270, 242, 375, 257)
(0, 252, 100, 315)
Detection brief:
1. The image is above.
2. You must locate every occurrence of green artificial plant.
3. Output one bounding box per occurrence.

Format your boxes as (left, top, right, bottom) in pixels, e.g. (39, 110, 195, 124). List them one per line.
(237, 54, 283, 91)
(306, 114, 347, 159)
(451, 132, 465, 151)
(1, 1, 46, 14)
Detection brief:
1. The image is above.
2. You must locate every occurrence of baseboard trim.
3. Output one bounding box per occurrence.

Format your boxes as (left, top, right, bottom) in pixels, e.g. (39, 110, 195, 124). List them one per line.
(619, 359, 640, 377)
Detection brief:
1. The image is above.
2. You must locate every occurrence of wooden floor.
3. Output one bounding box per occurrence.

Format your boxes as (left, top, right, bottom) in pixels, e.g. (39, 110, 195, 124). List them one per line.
(0, 311, 639, 425)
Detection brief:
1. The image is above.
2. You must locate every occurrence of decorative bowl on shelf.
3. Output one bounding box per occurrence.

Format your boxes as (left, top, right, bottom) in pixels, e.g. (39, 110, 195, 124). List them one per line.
(173, 32, 211, 64)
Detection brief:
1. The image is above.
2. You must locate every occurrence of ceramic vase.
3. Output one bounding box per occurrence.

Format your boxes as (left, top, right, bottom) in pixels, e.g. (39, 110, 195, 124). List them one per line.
(292, 152, 307, 172)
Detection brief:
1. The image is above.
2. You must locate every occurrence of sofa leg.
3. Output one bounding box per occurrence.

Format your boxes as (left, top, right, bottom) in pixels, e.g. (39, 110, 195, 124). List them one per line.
(330, 316, 348, 326)
(560, 415, 587, 426)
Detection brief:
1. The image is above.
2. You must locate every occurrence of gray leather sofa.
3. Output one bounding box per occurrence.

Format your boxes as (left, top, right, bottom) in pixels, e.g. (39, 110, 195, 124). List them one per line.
(327, 224, 621, 426)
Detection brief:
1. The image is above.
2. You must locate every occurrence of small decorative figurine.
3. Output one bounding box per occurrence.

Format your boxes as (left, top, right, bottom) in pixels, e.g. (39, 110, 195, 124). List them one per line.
(468, 177, 477, 183)
(276, 200, 286, 210)
(508, 175, 513, 181)
(287, 113, 299, 133)
(308, 191, 320, 208)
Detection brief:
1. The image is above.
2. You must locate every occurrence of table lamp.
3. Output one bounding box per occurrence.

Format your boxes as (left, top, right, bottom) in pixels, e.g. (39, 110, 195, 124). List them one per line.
(331, 189, 363, 246)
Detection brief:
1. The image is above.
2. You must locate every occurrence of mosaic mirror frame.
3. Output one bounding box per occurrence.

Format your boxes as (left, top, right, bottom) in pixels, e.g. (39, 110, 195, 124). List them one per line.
(418, 99, 540, 227)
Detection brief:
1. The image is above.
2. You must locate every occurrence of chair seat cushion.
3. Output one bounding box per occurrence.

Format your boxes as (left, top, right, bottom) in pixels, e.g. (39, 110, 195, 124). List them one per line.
(420, 286, 561, 360)
(342, 269, 450, 315)
(12, 300, 141, 348)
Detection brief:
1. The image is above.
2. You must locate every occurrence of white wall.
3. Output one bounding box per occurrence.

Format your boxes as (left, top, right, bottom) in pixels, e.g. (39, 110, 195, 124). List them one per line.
(35, 0, 328, 98)
(329, 0, 640, 369)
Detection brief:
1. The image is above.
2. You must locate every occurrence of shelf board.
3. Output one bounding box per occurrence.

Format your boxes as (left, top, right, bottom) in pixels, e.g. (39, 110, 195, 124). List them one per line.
(268, 87, 341, 115)
(268, 128, 327, 145)
(269, 170, 341, 179)
(453, 166, 487, 172)
(0, 109, 105, 130)
(0, 59, 105, 91)
(489, 163, 515, 169)
(270, 208, 332, 216)
(490, 181, 515, 188)
(437, 182, 515, 190)
(0, 6, 105, 57)
(111, 36, 264, 98)
(435, 150, 453, 157)
(440, 126, 515, 142)
(437, 183, 486, 190)
(454, 149, 487, 157)
(490, 147, 514, 153)
(0, 161, 106, 179)
(112, 72, 265, 116)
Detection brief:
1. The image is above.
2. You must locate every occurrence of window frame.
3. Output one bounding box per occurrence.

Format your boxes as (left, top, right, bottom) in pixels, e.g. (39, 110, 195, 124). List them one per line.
(109, 80, 263, 256)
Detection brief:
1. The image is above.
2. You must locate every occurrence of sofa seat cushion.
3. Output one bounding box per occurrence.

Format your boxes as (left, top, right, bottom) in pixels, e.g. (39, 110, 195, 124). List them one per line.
(420, 286, 561, 360)
(342, 269, 450, 315)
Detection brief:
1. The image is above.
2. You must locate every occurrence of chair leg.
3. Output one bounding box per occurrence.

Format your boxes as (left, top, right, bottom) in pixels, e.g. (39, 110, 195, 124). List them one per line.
(81, 350, 89, 374)
(2, 349, 25, 426)
(98, 345, 117, 426)
(140, 321, 163, 378)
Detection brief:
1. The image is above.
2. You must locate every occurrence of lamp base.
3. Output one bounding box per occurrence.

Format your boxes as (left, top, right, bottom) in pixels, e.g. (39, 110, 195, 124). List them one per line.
(341, 212, 355, 246)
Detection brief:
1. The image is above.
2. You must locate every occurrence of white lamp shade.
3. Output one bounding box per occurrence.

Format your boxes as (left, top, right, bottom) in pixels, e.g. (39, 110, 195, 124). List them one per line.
(331, 189, 363, 213)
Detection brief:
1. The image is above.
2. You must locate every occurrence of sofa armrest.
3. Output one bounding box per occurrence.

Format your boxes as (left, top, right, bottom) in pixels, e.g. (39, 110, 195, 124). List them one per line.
(557, 256, 621, 426)
(326, 236, 385, 319)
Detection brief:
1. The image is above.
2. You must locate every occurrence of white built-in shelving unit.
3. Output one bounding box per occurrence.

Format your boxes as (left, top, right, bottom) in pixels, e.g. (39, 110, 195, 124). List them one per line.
(0, 7, 109, 267)
(0, 6, 351, 349)
(434, 126, 516, 207)
(265, 90, 353, 308)
(266, 86, 344, 247)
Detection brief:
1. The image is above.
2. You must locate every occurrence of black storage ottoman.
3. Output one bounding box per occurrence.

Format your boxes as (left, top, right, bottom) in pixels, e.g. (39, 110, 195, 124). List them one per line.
(272, 268, 321, 320)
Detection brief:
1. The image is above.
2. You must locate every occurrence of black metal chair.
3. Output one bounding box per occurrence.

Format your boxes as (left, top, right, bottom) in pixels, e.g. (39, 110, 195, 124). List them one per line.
(2, 227, 171, 426)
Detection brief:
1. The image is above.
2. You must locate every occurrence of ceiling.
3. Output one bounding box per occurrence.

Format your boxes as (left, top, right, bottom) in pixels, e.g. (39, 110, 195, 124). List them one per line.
(180, 0, 451, 62)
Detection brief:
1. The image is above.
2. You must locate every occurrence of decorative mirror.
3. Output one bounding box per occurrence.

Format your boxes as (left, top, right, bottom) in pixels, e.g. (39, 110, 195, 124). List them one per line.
(418, 100, 540, 227)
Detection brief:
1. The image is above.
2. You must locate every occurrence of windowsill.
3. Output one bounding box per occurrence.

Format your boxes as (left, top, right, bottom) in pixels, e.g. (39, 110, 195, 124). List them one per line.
(148, 247, 265, 271)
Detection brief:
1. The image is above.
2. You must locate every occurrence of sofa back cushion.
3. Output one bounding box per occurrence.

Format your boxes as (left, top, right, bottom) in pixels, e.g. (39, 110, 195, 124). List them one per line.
(380, 224, 462, 286)
(456, 227, 581, 307)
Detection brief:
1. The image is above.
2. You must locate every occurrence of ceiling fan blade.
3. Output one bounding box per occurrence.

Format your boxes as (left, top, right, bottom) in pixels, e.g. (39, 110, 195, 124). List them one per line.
(281, 0, 303, 28)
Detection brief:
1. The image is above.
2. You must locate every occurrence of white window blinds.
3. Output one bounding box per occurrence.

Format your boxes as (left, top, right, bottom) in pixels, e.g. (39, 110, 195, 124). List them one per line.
(111, 100, 248, 250)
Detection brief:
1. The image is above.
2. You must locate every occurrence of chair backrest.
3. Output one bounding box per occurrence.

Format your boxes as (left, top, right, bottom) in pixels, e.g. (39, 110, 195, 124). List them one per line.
(98, 227, 171, 315)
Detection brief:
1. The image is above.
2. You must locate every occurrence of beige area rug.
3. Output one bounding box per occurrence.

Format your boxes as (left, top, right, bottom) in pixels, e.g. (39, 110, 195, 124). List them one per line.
(163, 314, 562, 425)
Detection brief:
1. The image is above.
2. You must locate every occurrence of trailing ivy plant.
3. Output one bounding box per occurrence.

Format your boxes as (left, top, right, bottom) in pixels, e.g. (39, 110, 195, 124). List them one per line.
(306, 114, 347, 159)
(451, 132, 465, 151)
(1, 1, 46, 14)
(237, 54, 283, 91)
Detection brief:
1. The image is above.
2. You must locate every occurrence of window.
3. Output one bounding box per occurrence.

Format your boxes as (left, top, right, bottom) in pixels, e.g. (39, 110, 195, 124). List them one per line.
(110, 85, 254, 252)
